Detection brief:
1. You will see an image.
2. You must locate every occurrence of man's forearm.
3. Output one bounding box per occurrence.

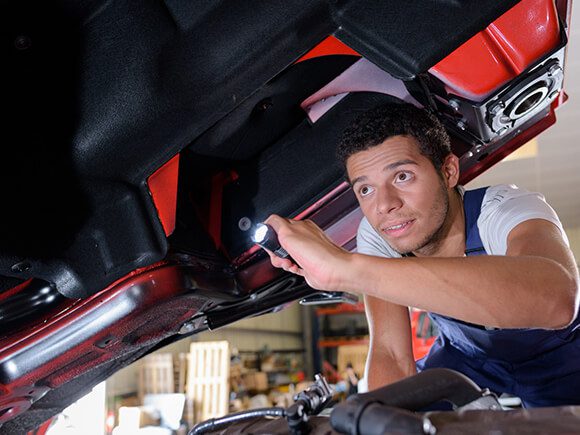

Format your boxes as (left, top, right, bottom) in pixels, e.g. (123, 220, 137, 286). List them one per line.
(344, 254, 577, 329)
(366, 351, 416, 391)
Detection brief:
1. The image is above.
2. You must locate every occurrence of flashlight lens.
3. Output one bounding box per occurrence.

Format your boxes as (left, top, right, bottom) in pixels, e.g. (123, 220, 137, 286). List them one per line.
(253, 224, 269, 243)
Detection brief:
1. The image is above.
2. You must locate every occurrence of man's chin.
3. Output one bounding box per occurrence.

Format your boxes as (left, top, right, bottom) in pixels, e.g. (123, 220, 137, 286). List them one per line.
(385, 234, 434, 256)
(384, 239, 417, 256)
(379, 227, 433, 255)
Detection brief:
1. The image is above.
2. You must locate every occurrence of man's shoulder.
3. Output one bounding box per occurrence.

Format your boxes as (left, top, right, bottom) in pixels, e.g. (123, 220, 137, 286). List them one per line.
(463, 183, 544, 217)
(479, 184, 534, 207)
(469, 184, 565, 254)
(475, 183, 553, 219)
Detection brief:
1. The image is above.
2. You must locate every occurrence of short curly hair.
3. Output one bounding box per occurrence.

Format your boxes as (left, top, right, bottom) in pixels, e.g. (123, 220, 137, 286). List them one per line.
(337, 102, 451, 174)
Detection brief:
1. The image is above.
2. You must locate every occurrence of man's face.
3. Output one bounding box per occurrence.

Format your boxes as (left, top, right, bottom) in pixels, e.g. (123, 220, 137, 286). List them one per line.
(346, 135, 451, 255)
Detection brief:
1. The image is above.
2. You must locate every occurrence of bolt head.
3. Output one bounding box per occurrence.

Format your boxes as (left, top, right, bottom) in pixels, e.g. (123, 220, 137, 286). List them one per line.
(238, 217, 252, 231)
(490, 102, 505, 115)
(14, 35, 31, 50)
(548, 64, 562, 76)
(448, 99, 460, 111)
(179, 322, 195, 334)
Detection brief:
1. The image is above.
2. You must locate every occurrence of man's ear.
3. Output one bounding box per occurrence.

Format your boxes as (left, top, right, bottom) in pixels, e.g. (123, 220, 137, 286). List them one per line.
(441, 153, 460, 188)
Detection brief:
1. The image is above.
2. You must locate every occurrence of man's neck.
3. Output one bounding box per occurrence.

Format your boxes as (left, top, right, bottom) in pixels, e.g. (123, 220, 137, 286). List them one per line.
(412, 188, 465, 258)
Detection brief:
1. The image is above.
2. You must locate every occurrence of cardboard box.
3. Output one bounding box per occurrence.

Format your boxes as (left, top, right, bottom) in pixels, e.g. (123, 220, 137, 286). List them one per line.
(243, 371, 268, 392)
(117, 405, 160, 429)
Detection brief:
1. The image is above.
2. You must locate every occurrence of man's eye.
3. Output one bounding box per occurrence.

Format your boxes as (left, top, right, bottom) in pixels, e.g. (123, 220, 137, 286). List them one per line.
(395, 171, 413, 183)
(360, 185, 374, 196)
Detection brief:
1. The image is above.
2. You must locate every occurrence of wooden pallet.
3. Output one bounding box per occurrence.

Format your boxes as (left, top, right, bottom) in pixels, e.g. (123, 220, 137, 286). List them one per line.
(138, 353, 175, 401)
(175, 352, 189, 394)
(186, 341, 230, 424)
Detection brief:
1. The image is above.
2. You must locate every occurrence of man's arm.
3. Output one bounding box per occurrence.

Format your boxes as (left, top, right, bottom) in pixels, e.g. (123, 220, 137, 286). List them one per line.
(364, 295, 416, 390)
(352, 219, 578, 329)
(265, 216, 579, 329)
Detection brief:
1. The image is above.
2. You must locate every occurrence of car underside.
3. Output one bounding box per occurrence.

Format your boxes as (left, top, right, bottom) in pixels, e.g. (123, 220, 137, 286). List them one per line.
(0, 0, 573, 432)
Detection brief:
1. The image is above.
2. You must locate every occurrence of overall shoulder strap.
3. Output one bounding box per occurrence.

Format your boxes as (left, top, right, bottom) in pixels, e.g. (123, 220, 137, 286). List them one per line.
(463, 187, 489, 256)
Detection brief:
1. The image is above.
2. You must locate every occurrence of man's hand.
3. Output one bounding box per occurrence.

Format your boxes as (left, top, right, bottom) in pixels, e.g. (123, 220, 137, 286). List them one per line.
(263, 214, 352, 291)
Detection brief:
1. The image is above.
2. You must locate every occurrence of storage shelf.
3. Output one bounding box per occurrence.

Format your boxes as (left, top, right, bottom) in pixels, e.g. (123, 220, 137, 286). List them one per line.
(316, 302, 365, 316)
(318, 336, 369, 347)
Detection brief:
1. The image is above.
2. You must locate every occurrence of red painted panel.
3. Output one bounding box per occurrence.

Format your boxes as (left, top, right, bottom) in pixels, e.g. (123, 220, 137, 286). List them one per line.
(0, 279, 33, 303)
(147, 154, 180, 237)
(430, 0, 561, 101)
(0, 262, 208, 424)
(295, 35, 360, 63)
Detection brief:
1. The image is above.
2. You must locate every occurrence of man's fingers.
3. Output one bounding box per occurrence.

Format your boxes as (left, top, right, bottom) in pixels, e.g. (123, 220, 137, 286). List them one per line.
(289, 265, 305, 276)
(267, 249, 296, 270)
(284, 263, 304, 277)
(264, 214, 291, 232)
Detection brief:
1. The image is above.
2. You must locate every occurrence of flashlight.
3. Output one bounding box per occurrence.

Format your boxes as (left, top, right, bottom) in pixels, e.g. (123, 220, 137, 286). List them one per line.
(252, 223, 290, 258)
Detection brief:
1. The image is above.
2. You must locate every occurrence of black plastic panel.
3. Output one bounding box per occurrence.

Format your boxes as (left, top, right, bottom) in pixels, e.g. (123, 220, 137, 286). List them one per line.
(334, 0, 520, 80)
(0, 0, 519, 298)
(221, 92, 402, 257)
(188, 55, 359, 160)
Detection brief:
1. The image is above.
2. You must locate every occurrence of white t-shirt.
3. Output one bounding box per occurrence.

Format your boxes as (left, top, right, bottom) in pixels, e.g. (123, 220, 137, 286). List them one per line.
(356, 184, 569, 258)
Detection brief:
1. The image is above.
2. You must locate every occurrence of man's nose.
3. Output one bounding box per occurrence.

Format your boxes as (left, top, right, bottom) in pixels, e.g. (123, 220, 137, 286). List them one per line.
(376, 187, 402, 215)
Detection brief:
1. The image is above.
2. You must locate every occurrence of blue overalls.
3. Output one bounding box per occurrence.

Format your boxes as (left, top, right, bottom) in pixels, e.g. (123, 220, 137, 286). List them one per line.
(416, 187, 580, 407)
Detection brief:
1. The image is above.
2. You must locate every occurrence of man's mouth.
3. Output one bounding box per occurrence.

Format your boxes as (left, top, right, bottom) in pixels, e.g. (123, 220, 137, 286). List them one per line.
(382, 220, 414, 236)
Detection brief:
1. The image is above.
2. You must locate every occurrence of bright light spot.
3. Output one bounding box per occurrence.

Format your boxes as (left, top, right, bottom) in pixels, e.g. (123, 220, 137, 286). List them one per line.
(253, 224, 268, 243)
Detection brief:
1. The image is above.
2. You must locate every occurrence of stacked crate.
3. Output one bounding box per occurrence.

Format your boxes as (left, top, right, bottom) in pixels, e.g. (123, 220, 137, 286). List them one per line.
(138, 353, 175, 401)
(186, 341, 231, 424)
(137, 341, 230, 427)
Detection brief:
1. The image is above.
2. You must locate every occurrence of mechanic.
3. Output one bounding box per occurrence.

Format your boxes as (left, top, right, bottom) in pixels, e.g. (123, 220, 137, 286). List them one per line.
(264, 101, 580, 407)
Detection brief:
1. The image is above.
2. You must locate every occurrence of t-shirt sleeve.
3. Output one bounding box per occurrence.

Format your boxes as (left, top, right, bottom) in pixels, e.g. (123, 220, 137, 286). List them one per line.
(477, 184, 569, 255)
(356, 217, 400, 258)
